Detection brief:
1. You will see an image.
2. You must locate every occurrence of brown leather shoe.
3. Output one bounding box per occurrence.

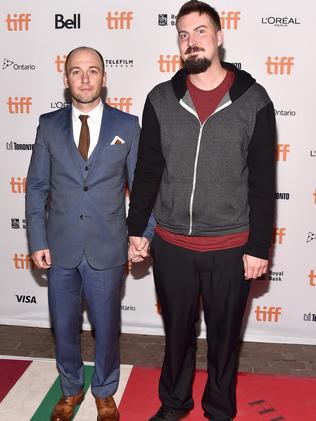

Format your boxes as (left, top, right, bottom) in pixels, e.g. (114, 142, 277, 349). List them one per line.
(51, 390, 84, 421)
(95, 395, 119, 421)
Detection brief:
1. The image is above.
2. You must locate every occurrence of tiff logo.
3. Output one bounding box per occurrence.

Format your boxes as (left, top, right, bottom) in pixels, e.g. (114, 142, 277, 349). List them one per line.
(266, 56, 294, 75)
(6, 13, 31, 31)
(255, 306, 282, 322)
(272, 227, 286, 244)
(275, 144, 290, 161)
(158, 54, 181, 73)
(55, 54, 67, 72)
(309, 270, 316, 287)
(7, 97, 32, 114)
(107, 97, 132, 113)
(106, 11, 133, 29)
(13, 253, 34, 270)
(10, 177, 26, 193)
(55, 14, 81, 29)
(249, 399, 285, 420)
(220, 11, 240, 30)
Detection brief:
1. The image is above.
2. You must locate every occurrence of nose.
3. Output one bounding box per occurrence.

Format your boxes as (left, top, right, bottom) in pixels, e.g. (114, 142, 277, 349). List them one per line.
(187, 33, 197, 47)
(81, 71, 90, 84)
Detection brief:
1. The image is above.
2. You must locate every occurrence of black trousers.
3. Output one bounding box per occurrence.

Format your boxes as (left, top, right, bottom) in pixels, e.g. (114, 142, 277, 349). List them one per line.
(150, 234, 250, 421)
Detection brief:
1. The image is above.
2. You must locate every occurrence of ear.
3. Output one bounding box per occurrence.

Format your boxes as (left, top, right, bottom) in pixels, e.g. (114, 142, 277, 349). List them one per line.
(63, 73, 69, 88)
(102, 72, 107, 87)
(217, 30, 224, 47)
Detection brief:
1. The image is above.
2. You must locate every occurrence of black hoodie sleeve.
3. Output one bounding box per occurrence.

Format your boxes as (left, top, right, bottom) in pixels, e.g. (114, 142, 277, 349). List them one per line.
(127, 95, 165, 236)
(245, 101, 276, 259)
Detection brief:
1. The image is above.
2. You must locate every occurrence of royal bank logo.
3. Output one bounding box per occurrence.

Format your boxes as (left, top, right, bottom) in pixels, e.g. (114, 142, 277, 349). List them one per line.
(275, 109, 296, 117)
(158, 13, 176, 26)
(3, 58, 36, 71)
(307, 232, 316, 243)
(275, 192, 290, 200)
(269, 270, 284, 282)
(104, 58, 134, 68)
(261, 16, 301, 27)
(11, 218, 26, 229)
(6, 141, 33, 151)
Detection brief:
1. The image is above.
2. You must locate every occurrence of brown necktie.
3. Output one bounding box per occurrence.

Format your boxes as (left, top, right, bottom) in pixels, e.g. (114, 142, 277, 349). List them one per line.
(78, 115, 90, 160)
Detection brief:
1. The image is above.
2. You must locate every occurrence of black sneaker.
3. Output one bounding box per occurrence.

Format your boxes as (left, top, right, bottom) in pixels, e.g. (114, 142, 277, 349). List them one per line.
(148, 405, 190, 420)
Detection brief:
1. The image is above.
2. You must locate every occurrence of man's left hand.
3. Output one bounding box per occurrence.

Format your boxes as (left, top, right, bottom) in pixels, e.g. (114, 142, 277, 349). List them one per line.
(243, 254, 268, 280)
(128, 236, 150, 262)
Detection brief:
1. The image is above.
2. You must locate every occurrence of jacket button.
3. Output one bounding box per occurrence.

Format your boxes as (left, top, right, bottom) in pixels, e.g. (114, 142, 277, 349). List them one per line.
(80, 215, 84, 220)
(83, 186, 88, 191)
(84, 166, 89, 171)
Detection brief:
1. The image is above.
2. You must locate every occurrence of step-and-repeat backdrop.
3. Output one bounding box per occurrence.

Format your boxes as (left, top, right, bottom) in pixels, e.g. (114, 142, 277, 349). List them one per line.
(1, 1, 315, 344)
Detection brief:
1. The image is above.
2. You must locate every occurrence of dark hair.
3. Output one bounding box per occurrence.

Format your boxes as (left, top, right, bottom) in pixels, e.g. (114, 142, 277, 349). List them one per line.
(65, 46, 105, 74)
(176, 0, 221, 31)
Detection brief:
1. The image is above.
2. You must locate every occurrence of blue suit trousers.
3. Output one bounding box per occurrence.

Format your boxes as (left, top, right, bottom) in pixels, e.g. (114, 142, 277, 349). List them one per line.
(48, 254, 124, 398)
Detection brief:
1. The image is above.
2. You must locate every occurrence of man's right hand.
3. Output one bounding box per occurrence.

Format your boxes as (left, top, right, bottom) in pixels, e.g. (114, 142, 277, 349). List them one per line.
(32, 249, 52, 269)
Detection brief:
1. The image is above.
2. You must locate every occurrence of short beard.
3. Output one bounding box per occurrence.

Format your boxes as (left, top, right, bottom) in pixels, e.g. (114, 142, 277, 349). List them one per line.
(184, 57, 212, 74)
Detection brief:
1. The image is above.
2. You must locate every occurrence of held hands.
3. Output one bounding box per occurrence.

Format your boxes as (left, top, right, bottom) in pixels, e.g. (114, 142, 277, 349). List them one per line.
(243, 254, 268, 280)
(128, 236, 150, 263)
(32, 249, 52, 269)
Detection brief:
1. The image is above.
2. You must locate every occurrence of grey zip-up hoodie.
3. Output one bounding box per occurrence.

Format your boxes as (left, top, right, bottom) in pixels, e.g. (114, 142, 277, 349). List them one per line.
(128, 63, 276, 259)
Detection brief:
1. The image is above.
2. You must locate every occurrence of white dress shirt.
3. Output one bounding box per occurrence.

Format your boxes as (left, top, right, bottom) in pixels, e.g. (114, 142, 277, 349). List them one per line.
(72, 100, 103, 158)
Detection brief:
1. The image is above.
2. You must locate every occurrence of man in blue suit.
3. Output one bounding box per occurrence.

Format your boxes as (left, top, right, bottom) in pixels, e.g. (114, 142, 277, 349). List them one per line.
(26, 46, 152, 421)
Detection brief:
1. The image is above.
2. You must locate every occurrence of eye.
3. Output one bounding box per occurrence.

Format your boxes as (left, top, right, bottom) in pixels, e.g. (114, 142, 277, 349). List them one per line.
(195, 28, 206, 35)
(178, 32, 188, 40)
(71, 69, 80, 76)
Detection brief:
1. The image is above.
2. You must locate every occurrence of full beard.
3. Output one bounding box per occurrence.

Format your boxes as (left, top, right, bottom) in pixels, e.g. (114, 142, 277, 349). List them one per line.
(184, 56, 212, 74)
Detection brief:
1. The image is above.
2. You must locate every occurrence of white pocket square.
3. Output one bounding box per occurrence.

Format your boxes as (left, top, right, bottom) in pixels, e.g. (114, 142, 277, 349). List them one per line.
(110, 136, 125, 145)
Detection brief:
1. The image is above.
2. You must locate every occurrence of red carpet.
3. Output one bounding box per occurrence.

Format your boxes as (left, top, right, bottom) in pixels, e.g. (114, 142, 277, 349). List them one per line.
(0, 359, 31, 401)
(119, 367, 316, 420)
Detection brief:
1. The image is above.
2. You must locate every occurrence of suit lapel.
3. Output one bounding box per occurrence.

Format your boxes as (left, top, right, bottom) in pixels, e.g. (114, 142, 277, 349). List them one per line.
(61, 106, 85, 181)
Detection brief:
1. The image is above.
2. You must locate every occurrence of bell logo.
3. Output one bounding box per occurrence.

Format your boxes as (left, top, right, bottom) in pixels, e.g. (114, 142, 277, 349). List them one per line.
(55, 14, 81, 29)
(265, 56, 294, 75)
(107, 97, 132, 113)
(158, 55, 181, 73)
(6, 13, 31, 31)
(55, 55, 67, 73)
(10, 177, 26, 193)
(220, 11, 240, 30)
(272, 227, 286, 244)
(309, 270, 316, 287)
(255, 306, 282, 322)
(106, 11, 133, 30)
(7, 97, 32, 114)
(13, 253, 35, 270)
(275, 144, 290, 161)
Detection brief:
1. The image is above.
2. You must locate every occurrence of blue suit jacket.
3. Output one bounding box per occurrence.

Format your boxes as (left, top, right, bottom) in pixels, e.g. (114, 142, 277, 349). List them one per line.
(26, 103, 153, 269)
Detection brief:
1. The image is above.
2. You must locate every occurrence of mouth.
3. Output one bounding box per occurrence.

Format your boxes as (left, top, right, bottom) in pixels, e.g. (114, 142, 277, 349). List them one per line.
(185, 46, 205, 55)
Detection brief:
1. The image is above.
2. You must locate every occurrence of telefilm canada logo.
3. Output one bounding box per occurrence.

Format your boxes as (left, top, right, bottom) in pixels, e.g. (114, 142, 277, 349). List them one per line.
(104, 58, 134, 68)
(3, 58, 36, 71)
(261, 16, 301, 27)
(6, 141, 34, 151)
